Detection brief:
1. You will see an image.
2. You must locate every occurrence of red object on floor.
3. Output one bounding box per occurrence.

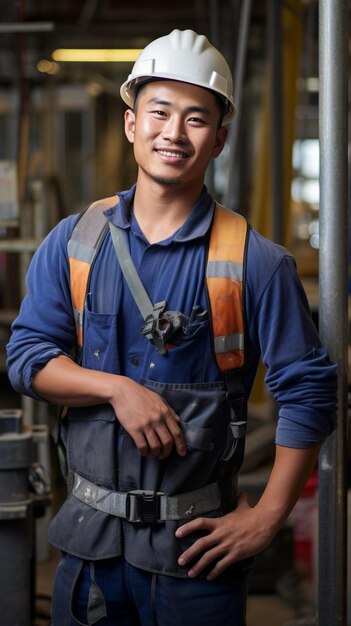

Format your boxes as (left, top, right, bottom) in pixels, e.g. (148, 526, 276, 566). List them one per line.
(290, 469, 318, 578)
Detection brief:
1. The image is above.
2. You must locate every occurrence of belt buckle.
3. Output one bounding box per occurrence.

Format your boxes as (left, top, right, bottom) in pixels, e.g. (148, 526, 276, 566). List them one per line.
(126, 490, 163, 524)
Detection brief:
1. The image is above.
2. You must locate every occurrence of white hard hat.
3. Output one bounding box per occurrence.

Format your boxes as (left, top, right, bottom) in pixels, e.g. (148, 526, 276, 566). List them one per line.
(120, 29, 236, 124)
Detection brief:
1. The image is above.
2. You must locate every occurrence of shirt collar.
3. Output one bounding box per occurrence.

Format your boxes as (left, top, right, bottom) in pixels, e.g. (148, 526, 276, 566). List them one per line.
(104, 184, 215, 243)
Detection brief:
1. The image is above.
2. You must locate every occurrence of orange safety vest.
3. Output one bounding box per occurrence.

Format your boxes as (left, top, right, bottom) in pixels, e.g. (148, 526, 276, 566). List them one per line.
(67, 197, 248, 372)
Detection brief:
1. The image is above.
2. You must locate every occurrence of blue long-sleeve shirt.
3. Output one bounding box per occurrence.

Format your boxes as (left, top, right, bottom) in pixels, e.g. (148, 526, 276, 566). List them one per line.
(6, 185, 337, 448)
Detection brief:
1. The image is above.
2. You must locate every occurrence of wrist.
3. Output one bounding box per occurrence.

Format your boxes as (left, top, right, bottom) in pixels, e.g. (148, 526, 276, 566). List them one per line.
(253, 488, 293, 539)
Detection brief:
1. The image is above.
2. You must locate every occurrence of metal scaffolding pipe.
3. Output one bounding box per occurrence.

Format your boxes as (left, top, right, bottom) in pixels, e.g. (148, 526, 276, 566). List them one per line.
(268, 0, 284, 245)
(223, 0, 252, 210)
(318, 1, 349, 625)
(0, 22, 54, 33)
(0, 239, 41, 253)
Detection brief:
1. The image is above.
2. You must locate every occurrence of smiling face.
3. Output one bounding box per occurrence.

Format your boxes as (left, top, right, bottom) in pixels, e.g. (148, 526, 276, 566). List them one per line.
(124, 80, 227, 192)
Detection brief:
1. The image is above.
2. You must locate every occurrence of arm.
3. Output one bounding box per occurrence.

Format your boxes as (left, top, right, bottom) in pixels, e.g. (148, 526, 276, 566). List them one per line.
(176, 239, 336, 579)
(176, 443, 320, 579)
(32, 354, 186, 460)
(7, 217, 185, 460)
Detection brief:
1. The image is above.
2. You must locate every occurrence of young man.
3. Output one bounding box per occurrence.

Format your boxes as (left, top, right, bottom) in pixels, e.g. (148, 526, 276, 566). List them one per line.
(7, 29, 336, 626)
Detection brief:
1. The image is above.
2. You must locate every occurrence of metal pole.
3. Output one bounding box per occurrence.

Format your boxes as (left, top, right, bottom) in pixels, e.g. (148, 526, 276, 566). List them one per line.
(318, 1, 348, 625)
(0, 22, 54, 33)
(268, 0, 284, 245)
(223, 0, 252, 210)
(205, 0, 220, 197)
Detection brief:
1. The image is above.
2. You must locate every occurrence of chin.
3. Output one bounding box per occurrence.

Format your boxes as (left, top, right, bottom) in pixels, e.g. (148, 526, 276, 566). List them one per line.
(151, 175, 181, 186)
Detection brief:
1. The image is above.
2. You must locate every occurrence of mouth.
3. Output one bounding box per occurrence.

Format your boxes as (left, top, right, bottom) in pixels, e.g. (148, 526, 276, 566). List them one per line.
(155, 149, 188, 159)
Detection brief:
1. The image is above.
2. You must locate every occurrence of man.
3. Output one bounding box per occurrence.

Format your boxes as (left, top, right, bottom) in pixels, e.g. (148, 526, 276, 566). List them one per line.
(7, 29, 336, 626)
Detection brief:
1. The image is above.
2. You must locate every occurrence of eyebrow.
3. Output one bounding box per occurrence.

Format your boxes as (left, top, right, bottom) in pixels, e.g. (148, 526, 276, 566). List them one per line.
(146, 98, 212, 117)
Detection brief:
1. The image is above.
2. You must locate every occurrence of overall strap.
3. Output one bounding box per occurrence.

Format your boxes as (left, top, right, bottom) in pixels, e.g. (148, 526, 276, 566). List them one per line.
(206, 204, 249, 457)
(108, 222, 168, 355)
(207, 203, 248, 372)
(67, 196, 116, 347)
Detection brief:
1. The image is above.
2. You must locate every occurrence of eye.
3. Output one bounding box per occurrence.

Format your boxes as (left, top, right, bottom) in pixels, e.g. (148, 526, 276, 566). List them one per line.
(151, 109, 167, 118)
(188, 116, 207, 126)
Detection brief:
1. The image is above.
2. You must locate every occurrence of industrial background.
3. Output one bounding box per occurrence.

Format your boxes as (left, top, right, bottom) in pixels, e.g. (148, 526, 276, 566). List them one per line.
(0, 1, 349, 625)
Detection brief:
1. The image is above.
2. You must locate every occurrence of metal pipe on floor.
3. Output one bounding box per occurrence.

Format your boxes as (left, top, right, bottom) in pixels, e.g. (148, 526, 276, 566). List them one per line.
(318, 1, 349, 625)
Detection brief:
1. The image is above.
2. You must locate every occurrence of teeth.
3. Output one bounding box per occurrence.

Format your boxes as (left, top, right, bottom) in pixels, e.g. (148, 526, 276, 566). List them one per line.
(158, 150, 186, 158)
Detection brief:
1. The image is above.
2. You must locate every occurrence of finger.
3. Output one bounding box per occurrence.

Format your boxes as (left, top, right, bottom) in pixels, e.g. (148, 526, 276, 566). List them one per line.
(206, 555, 232, 581)
(160, 401, 186, 456)
(153, 424, 174, 459)
(144, 429, 163, 458)
(185, 545, 223, 578)
(175, 517, 213, 539)
(165, 415, 187, 456)
(161, 400, 180, 422)
(177, 530, 216, 567)
(132, 432, 149, 456)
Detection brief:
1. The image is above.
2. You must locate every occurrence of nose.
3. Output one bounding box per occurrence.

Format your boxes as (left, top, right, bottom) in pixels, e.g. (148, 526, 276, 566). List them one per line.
(162, 115, 186, 143)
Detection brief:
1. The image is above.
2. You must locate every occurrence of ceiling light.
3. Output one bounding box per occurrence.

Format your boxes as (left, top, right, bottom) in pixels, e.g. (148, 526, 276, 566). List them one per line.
(52, 49, 142, 63)
(37, 59, 60, 75)
(305, 77, 319, 93)
(86, 82, 104, 97)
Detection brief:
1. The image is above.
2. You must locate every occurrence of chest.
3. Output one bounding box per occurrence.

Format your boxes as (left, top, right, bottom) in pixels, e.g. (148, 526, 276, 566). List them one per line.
(83, 233, 219, 383)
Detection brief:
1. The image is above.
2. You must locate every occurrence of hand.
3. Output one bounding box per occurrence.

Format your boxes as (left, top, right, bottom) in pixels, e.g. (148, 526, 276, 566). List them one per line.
(175, 493, 276, 580)
(111, 377, 187, 460)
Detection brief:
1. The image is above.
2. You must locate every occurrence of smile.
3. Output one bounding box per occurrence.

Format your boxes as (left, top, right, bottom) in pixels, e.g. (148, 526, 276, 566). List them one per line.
(157, 150, 188, 159)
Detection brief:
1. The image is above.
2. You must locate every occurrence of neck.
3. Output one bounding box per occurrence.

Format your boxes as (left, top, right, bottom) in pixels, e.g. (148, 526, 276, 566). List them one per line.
(132, 174, 204, 244)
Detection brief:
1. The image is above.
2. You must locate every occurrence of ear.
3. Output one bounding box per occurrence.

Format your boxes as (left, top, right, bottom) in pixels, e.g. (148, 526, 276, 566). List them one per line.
(212, 126, 228, 159)
(124, 109, 136, 143)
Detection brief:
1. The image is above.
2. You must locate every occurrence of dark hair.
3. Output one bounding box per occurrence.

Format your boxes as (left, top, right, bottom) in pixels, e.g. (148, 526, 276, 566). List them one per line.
(213, 94, 226, 127)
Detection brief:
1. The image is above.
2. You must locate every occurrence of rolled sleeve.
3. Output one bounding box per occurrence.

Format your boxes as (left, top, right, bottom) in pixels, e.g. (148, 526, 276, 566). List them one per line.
(246, 232, 338, 447)
(6, 215, 79, 398)
(268, 348, 338, 447)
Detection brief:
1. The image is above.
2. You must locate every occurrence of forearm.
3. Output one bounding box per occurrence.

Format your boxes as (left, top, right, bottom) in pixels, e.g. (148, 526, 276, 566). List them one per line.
(32, 354, 186, 459)
(32, 354, 118, 406)
(254, 443, 320, 534)
(176, 443, 321, 578)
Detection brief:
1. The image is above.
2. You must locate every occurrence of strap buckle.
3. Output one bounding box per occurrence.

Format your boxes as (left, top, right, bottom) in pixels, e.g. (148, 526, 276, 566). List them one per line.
(141, 301, 167, 355)
(126, 490, 164, 524)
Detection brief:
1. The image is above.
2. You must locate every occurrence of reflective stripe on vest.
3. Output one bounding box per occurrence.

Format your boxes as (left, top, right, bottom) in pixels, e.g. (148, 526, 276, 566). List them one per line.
(68, 196, 116, 347)
(68, 198, 248, 372)
(206, 204, 247, 371)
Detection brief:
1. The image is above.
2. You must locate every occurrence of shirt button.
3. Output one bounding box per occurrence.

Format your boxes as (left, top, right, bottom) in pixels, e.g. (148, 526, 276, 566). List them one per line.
(131, 357, 139, 366)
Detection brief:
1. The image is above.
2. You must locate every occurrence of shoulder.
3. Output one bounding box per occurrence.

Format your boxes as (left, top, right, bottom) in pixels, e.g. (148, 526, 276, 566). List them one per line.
(247, 226, 295, 269)
(244, 226, 307, 324)
(246, 227, 297, 287)
(29, 214, 81, 272)
(42, 213, 81, 243)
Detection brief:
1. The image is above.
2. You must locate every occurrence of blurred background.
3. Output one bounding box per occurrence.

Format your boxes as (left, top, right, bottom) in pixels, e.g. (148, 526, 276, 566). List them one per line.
(0, 1, 349, 625)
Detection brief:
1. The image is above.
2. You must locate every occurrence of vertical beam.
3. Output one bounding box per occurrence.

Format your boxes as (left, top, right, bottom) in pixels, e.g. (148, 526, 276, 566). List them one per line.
(318, 1, 349, 625)
(205, 0, 220, 196)
(268, 0, 284, 244)
(223, 0, 252, 210)
(250, 1, 303, 245)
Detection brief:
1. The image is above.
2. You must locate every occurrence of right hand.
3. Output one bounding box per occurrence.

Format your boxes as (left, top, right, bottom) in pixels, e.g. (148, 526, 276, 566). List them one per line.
(111, 377, 187, 460)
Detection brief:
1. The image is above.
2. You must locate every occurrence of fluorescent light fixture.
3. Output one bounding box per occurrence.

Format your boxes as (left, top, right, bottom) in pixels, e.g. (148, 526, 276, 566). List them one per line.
(52, 48, 142, 63)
